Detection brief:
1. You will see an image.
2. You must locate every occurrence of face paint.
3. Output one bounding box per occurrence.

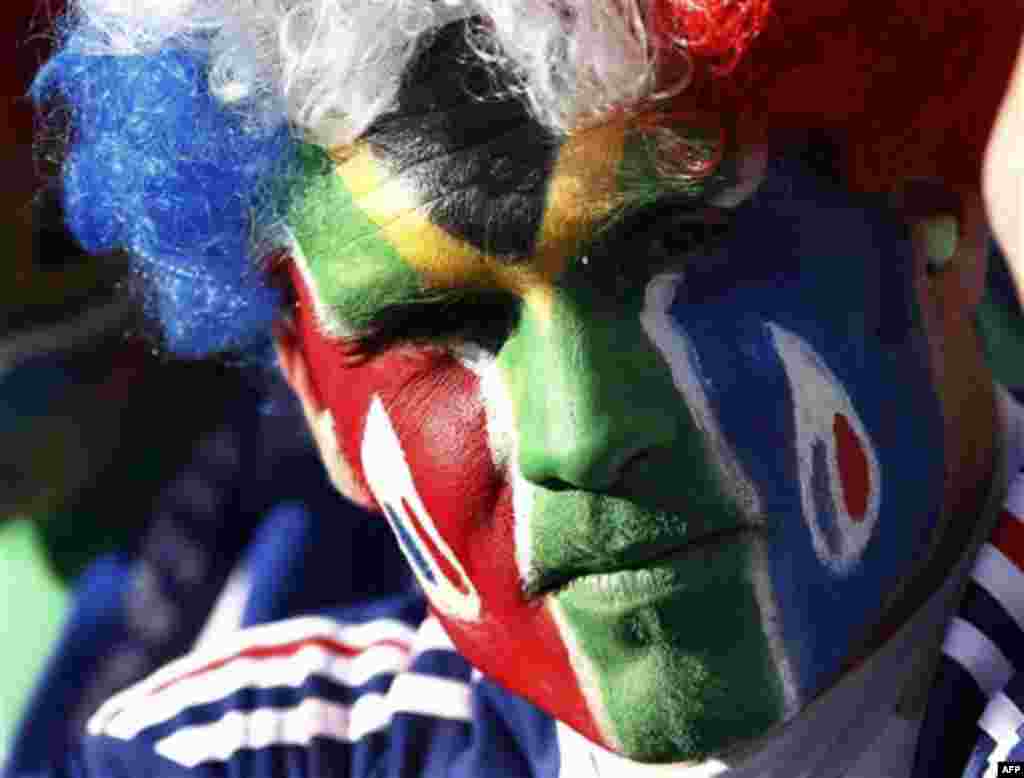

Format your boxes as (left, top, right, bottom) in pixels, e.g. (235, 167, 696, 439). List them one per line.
(288, 266, 609, 747)
(286, 146, 423, 337)
(286, 76, 952, 762)
(504, 261, 787, 761)
(767, 323, 881, 574)
(661, 153, 946, 699)
(361, 394, 482, 620)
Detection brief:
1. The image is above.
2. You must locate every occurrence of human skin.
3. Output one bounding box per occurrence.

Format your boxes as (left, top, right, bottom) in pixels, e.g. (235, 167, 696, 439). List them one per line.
(274, 26, 998, 766)
(985, 38, 1024, 298)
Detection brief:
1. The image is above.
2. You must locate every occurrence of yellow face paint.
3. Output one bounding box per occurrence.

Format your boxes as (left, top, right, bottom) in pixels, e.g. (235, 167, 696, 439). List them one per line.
(534, 120, 631, 275)
(333, 121, 631, 328)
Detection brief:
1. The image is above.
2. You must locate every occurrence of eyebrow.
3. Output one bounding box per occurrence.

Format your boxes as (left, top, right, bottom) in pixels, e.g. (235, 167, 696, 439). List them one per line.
(588, 191, 716, 245)
(303, 124, 742, 334)
(332, 196, 731, 340)
(352, 285, 492, 324)
(321, 256, 511, 338)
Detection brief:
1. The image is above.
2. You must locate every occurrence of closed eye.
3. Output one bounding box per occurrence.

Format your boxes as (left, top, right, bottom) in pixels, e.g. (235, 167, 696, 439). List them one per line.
(337, 205, 732, 357)
(579, 202, 734, 298)
(345, 293, 521, 357)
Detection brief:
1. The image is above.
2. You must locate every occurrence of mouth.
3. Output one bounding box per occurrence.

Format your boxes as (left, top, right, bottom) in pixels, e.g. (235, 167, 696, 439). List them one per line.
(523, 523, 763, 601)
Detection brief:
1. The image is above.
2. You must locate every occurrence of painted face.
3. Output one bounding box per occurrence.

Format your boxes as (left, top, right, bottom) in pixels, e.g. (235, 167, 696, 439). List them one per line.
(281, 27, 962, 764)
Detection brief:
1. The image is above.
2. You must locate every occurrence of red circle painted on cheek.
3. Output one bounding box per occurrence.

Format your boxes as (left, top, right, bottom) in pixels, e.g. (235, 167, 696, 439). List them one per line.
(833, 412, 870, 521)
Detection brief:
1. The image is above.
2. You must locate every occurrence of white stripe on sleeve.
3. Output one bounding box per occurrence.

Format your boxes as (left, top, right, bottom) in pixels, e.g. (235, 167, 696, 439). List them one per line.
(942, 617, 1015, 696)
(89, 616, 416, 737)
(154, 698, 352, 768)
(978, 692, 1024, 778)
(1006, 477, 1024, 521)
(104, 641, 411, 741)
(152, 674, 474, 767)
(971, 545, 1024, 633)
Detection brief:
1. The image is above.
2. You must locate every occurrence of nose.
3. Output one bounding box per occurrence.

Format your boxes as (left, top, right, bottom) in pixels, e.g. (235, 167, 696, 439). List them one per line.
(503, 299, 681, 492)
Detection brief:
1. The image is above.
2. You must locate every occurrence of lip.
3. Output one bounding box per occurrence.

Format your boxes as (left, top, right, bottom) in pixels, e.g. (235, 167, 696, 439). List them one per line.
(523, 523, 763, 601)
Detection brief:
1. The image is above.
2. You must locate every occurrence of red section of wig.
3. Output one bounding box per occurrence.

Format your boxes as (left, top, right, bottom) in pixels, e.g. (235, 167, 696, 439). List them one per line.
(650, 0, 772, 76)
(656, 0, 1024, 194)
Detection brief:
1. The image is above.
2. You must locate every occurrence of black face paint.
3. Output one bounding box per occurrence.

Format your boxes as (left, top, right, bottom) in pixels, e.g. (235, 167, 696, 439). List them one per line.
(365, 21, 561, 259)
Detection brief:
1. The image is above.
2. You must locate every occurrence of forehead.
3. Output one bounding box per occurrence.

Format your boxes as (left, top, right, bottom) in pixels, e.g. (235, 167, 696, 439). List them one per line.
(288, 117, 736, 329)
(286, 24, 736, 334)
(344, 118, 630, 284)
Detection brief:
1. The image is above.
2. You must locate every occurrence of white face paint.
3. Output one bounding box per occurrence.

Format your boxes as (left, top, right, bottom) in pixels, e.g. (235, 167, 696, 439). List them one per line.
(640, 273, 763, 519)
(451, 342, 537, 589)
(639, 273, 800, 712)
(767, 322, 882, 575)
(361, 396, 482, 621)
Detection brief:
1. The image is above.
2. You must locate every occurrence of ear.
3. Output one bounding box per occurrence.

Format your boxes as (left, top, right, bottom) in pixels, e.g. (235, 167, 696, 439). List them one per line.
(274, 315, 377, 511)
(936, 193, 989, 311)
(274, 314, 323, 417)
(984, 42, 1024, 296)
(908, 190, 998, 523)
(900, 186, 989, 311)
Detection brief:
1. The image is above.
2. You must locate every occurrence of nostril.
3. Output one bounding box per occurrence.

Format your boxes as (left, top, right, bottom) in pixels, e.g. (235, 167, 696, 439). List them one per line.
(581, 445, 658, 494)
(518, 442, 655, 493)
(615, 448, 656, 493)
(532, 477, 574, 493)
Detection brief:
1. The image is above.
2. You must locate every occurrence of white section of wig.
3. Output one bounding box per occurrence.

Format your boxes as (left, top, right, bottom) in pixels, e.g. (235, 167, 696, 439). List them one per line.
(466, 0, 654, 133)
(66, 0, 661, 146)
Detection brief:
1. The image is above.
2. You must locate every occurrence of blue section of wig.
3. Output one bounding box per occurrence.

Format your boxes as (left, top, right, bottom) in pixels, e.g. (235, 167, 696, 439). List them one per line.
(33, 36, 300, 359)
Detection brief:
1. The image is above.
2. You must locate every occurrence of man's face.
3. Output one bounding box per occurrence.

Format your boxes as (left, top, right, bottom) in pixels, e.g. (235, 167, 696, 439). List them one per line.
(277, 36, 996, 762)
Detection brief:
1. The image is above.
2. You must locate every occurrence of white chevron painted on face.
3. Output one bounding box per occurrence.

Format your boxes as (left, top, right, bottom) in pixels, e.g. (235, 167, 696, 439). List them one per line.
(640, 274, 764, 520)
(451, 343, 536, 591)
(361, 396, 482, 621)
(639, 273, 800, 714)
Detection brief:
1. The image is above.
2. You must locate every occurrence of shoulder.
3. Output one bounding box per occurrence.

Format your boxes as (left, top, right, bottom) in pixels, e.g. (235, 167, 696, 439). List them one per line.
(76, 606, 521, 777)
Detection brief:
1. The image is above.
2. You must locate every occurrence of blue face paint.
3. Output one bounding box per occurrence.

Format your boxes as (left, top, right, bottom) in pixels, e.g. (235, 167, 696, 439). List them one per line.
(667, 151, 945, 697)
(383, 503, 437, 585)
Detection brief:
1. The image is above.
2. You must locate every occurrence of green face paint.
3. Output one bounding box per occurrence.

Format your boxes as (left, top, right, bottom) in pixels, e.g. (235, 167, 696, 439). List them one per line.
(287, 146, 422, 335)
(556, 544, 783, 761)
(500, 259, 785, 760)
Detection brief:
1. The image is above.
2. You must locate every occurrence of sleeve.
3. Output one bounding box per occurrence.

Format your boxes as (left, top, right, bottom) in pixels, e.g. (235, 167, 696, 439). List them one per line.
(68, 601, 567, 778)
(914, 464, 1024, 778)
(3, 380, 555, 778)
(3, 501, 563, 778)
(73, 601, 440, 778)
(960, 673, 1024, 778)
(3, 516, 427, 778)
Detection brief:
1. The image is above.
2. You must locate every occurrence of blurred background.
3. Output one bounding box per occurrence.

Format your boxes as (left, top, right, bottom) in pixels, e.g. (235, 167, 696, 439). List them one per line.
(0, 4, 408, 766)
(2, 13, 415, 773)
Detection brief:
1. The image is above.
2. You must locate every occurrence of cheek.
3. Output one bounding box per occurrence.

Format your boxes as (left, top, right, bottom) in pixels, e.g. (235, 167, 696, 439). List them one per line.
(290, 279, 607, 745)
(768, 323, 881, 575)
(294, 301, 497, 609)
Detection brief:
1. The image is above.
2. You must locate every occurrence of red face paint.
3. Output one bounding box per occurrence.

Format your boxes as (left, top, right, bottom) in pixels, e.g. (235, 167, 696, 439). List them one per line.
(289, 265, 605, 745)
(833, 412, 871, 522)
